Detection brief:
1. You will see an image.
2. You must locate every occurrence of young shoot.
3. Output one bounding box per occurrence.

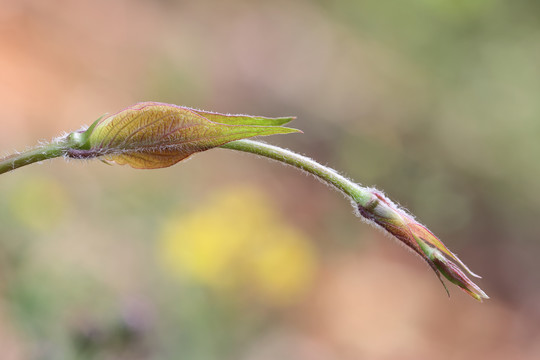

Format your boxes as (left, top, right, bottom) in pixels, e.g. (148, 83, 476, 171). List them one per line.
(0, 102, 488, 301)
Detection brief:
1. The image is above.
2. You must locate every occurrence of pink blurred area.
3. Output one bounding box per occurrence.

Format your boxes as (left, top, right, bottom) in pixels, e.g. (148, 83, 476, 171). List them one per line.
(2, 0, 540, 359)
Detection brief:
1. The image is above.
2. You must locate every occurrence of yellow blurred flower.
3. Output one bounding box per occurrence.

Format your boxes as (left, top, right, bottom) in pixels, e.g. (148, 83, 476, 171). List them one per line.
(159, 186, 317, 305)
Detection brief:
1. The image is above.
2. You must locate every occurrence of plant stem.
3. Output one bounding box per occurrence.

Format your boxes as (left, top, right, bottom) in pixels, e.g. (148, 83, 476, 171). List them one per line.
(221, 139, 372, 207)
(0, 141, 67, 175)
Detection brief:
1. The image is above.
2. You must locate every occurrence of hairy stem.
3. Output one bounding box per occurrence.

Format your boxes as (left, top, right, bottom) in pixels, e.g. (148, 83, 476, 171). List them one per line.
(221, 139, 372, 207)
(0, 142, 68, 175)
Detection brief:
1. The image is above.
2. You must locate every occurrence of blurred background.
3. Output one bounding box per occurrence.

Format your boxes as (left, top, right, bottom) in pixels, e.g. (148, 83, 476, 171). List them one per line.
(1, 0, 539, 359)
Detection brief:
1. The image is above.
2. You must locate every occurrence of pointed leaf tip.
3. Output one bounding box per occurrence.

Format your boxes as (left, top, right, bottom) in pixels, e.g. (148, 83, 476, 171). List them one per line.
(431, 250, 489, 302)
(192, 109, 297, 127)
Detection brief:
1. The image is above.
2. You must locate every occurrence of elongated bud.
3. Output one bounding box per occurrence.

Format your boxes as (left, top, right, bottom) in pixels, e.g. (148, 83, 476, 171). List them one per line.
(358, 190, 489, 301)
(67, 102, 300, 169)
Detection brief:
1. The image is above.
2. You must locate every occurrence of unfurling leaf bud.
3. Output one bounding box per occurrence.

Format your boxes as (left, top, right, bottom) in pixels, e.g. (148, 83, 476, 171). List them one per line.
(358, 189, 489, 301)
(66, 102, 300, 169)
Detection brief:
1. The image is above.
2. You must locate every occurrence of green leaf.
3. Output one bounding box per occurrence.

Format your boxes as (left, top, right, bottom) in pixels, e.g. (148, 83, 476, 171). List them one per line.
(86, 102, 300, 169)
